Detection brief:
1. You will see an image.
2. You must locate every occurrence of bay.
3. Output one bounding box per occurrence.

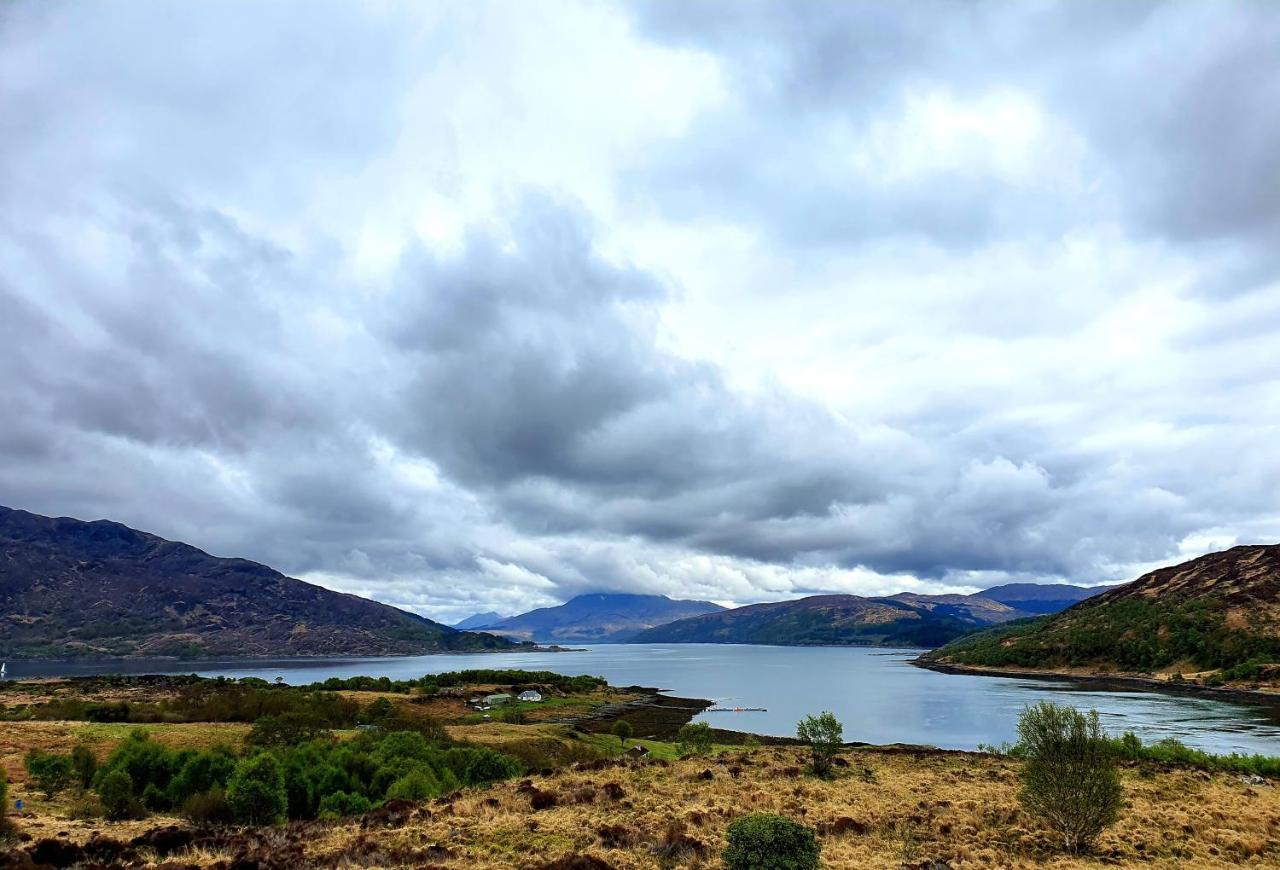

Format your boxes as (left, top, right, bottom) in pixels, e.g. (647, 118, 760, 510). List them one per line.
(8, 643, 1280, 755)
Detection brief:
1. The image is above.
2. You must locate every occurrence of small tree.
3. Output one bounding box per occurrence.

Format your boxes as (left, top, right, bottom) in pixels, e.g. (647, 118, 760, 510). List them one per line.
(317, 790, 372, 819)
(386, 768, 441, 802)
(611, 719, 633, 747)
(25, 750, 74, 798)
(98, 769, 135, 820)
(226, 753, 288, 825)
(461, 748, 522, 785)
(796, 712, 843, 777)
(71, 745, 97, 790)
(723, 813, 820, 870)
(675, 722, 714, 757)
(1017, 702, 1123, 853)
(0, 768, 10, 836)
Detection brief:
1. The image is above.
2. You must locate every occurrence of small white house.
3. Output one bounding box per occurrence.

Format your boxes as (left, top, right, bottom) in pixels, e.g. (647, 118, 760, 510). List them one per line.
(518, 690, 543, 703)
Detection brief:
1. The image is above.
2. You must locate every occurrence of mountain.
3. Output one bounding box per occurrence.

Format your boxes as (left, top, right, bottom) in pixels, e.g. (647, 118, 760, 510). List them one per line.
(976, 582, 1118, 615)
(630, 593, 1022, 648)
(926, 545, 1280, 679)
(453, 611, 505, 630)
(480, 593, 725, 643)
(0, 506, 522, 659)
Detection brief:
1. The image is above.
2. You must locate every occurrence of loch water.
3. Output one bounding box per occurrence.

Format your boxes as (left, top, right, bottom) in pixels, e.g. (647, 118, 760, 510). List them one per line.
(10, 643, 1280, 756)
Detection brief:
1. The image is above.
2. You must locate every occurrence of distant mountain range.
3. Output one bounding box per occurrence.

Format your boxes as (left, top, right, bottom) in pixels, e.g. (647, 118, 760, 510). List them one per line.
(629, 583, 1115, 648)
(475, 593, 725, 643)
(975, 582, 1119, 614)
(453, 611, 506, 630)
(0, 507, 522, 659)
(926, 545, 1280, 679)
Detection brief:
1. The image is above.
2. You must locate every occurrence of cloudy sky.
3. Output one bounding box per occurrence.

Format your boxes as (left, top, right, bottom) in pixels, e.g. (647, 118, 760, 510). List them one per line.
(2, 1, 1278, 623)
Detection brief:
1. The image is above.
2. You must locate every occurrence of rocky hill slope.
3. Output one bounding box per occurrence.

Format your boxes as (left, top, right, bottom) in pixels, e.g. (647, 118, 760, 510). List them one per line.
(0, 506, 521, 658)
(925, 544, 1280, 680)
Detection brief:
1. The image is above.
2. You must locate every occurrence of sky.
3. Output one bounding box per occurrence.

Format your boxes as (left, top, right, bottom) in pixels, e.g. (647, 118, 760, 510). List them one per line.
(2, 1, 1278, 624)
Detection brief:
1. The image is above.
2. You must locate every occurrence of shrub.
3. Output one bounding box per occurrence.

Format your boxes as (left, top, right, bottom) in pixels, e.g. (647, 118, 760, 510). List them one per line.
(1017, 702, 1123, 853)
(226, 753, 288, 825)
(98, 769, 136, 820)
(67, 795, 104, 820)
(85, 701, 131, 723)
(168, 747, 236, 806)
(25, 750, 74, 798)
(385, 768, 441, 802)
(462, 748, 522, 785)
(93, 730, 182, 806)
(722, 813, 820, 870)
(247, 712, 329, 747)
(182, 787, 232, 824)
(361, 698, 395, 725)
(675, 722, 714, 757)
(611, 720, 633, 746)
(0, 769, 9, 836)
(71, 745, 97, 790)
(796, 712, 842, 777)
(317, 790, 372, 819)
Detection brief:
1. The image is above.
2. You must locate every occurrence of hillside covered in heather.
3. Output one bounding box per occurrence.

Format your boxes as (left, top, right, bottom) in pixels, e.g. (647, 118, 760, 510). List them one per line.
(925, 545, 1280, 682)
(0, 506, 522, 659)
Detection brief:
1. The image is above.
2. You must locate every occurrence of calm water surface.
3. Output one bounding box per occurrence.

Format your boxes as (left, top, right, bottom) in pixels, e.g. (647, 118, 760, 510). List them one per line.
(10, 644, 1280, 755)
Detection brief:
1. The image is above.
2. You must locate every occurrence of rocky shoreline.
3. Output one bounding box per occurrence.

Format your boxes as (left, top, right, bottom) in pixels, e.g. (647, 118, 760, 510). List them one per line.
(913, 657, 1280, 708)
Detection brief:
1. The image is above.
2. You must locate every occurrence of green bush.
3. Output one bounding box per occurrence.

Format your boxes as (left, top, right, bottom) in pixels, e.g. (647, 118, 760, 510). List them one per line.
(1109, 733, 1280, 778)
(226, 753, 288, 825)
(93, 730, 183, 808)
(0, 769, 9, 836)
(1017, 703, 1123, 853)
(181, 787, 232, 824)
(317, 790, 372, 819)
(675, 722, 714, 757)
(168, 748, 236, 806)
(98, 769, 136, 820)
(71, 745, 97, 790)
(611, 720, 633, 746)
(723, 813, 820, 870)
(247, 712, 329, 747)
(461, 748, 522, 785)
(25, 749, 74, 798)
(385, 768, 441, 802)
(796, 712, 842, 777)
(85, 701, 131, 723)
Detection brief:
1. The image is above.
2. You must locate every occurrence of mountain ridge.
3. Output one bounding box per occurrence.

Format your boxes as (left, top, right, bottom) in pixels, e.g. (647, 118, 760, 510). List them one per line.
(480, 592, 724, 643)
(924, 544, 1280, 684)
(0, 506, 522, 659)
(629, 582, 1116, 648)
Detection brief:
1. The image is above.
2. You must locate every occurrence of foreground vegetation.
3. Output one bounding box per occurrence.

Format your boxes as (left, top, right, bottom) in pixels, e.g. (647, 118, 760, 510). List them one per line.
(2, 673, 1278, 868)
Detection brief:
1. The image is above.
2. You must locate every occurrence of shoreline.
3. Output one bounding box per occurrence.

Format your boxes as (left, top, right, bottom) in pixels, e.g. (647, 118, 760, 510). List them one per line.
(0, 645, 577, 667)
(912, 657, 1280, 708)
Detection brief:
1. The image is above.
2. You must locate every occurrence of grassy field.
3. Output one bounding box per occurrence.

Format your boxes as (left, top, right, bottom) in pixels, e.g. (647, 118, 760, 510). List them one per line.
(3, 675, 1278, 868)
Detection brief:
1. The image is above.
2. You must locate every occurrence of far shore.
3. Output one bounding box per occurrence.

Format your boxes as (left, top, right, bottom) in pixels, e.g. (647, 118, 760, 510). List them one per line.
(0, 645, 581, 665)
(913, 657, 1280, 708)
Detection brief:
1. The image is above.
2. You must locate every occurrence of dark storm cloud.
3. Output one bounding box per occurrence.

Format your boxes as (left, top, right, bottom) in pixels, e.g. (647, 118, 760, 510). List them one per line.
(0, 0, 1277, 619)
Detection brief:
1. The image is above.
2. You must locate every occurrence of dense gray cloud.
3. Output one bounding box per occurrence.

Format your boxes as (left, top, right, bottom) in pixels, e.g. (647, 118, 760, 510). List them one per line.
(1, 0, 1278, 622)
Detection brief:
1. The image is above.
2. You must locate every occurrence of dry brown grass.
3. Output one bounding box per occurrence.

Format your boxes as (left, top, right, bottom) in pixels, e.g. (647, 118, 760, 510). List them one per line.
(292, 746, 1278, 869)
(4, 740, 1278, 867)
